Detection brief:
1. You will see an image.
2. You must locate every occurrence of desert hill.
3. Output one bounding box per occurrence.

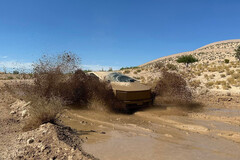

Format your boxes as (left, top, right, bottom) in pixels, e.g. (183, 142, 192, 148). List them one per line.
(120, 39, 240, 94)
(140, 39, 240, 67)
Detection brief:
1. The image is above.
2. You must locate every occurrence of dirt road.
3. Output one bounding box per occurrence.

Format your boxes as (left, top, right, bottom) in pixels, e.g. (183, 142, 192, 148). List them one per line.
(61, 105, 240, 160)
(1, 80, 240, 160)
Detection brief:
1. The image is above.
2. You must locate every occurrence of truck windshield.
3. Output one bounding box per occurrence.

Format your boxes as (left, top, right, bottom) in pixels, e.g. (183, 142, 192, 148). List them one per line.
(106, 72, 136, 82)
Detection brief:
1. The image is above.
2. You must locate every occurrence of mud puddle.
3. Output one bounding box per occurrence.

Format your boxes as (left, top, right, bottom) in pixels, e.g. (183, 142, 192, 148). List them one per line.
(61, 106, 240, 160)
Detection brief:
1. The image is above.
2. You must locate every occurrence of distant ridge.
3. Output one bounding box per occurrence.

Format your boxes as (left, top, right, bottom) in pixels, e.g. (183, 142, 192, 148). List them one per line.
(197, 39, 240, 50)
(140, 39, 240, 67)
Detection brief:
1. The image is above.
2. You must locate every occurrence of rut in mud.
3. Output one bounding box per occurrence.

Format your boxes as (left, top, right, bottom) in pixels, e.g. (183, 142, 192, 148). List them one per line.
(60, 104, 240, 160)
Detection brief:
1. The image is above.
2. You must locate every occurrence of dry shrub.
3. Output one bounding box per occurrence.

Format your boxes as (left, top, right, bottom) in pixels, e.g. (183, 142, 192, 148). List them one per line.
(189, 80, 201, 88)
(23, 96, 64, 131)
(166, 63, 177, 70)
(222, 84, 231, 90)
(123, 70, 130, 74)
(153, 70, 192, 104)
(231, 73, 240, 79)
(227, 77, 237, 86)
(32, 52, 124, 112)
(154, 62, 164, 69)
(220, 74, 226, 78)
(205, 81, 214, 88)
(10, 52, 125, 130)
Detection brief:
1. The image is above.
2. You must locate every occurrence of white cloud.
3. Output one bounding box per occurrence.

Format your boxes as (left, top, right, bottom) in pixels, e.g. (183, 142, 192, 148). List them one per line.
(1, 56, 8, 59)
(0, 61, 33, 72)
(81, 64, 120, 71)
(0, 60, 120, 72)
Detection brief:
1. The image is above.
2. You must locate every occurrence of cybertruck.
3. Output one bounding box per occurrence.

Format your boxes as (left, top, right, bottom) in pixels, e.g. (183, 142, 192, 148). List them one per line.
(89, 72, 153, 107)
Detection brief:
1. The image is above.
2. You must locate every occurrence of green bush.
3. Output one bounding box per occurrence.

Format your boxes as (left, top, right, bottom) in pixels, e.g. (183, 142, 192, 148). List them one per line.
(220, 74, 226, 78)
(13, 70, 19, 74)
(123, 70, 130, 74)
(224, 59, 229, 63)
(120, 66, 139, 70)
(137, 69, 141, 73)
(176, 55, 198, 67)
(83, 70, 92, 73)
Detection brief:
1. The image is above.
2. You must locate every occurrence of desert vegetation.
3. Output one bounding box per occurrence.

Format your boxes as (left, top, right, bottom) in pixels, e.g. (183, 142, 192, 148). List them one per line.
(176, 55, 198, 67)
(6, 52, 125, 130)
(131, 40, 240, 94)
(235, 46, 240, 61)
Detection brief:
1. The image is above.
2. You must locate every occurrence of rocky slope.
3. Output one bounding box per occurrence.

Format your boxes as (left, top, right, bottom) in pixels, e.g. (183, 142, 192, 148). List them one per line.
(120, 39, 240, 95)
(140, 39, 240, 67)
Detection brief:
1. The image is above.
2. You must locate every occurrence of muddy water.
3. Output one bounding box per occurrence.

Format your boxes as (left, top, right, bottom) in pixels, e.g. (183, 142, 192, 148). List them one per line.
(61, 106, 240, 160)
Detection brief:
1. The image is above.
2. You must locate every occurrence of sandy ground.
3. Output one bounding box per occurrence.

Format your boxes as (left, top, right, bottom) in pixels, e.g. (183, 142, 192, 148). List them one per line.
(0, 81, 97, 160)
(0, 79, 240, 160)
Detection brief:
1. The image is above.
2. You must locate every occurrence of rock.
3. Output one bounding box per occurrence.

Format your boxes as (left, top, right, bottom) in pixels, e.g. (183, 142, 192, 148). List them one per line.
(27, 138, 34, 144)
(199, 88, 208, 95)
(164, 134, 173, 138)
(40, 145, 47, 152)
(68, 155, 73, 160)
(49, 156, 57, 160)
(22, 102, 31, 108)
(10, 111, 16, 114)
(21, 110, 28, 118)
(57, 148, 61, 153)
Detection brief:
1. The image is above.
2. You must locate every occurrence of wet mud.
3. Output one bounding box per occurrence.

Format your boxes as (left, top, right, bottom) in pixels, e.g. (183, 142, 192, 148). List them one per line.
(61, 105, 240, 160)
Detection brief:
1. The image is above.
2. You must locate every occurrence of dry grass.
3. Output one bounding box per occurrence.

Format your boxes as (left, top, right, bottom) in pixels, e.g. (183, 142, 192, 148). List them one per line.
(222, 84, 231, 90)
(220, 74, 226, 78)
(231, 73, 240, 79)
(166, 63, 177, 70)
(23, 96, 64, 131)
(189, 80, 201, 88)
(205, 81, 214, 88)
(154, 62, 164, 69)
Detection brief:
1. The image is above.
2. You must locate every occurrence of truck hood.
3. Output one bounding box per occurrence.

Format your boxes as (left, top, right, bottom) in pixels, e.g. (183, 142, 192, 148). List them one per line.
(110, 82, 151, 92)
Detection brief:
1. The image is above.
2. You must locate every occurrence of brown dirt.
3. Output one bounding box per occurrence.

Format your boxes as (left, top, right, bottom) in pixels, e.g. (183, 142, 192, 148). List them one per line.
(0, 83, 98, 160)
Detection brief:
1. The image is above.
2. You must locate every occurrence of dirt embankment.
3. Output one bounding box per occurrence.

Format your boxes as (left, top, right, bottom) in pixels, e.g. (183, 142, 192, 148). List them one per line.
(193, 90, 240, 108)
(0, 86, 98, 160)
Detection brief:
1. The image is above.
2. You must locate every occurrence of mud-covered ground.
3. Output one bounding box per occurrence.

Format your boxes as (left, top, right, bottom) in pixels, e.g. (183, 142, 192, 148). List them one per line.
(0, 80, 240, 160)
(61, 101, 240, 160)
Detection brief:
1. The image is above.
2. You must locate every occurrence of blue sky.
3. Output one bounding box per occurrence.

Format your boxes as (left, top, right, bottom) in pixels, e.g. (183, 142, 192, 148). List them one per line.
(0, 0, 240, 71)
